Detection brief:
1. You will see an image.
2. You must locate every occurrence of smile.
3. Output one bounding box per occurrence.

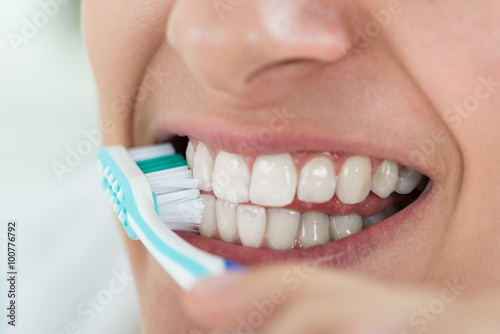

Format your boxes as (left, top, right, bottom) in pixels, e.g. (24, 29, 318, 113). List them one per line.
(180, 138, 428, 253)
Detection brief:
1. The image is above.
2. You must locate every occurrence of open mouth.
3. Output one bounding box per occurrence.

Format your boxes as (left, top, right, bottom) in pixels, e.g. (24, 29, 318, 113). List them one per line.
(167, 135, 431, 266)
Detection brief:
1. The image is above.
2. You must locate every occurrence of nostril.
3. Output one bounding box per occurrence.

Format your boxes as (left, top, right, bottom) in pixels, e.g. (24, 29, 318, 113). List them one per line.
(245, 58, 324, 86)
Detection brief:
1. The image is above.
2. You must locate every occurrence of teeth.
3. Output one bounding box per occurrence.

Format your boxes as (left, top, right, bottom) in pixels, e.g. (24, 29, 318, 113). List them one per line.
(266, 208, 300, 250)
(335, 156, 372, 204)
(329, 213, 362, 241)
(186, 140, 195, 170)
(237, 205, 266, 248)
(215, 199, 238, 243)
(298, 211, 329, 248)
(249, 153, 298, 207)
(199, 195, 216, 237)
(212, 151, 250, 203)
(362, 211, 388, 229)
(395, 167, 423, 194)
(199, 197, 402, 248)
(384, 204, 399, 217)
(297, 157, 336, 203)
(371, 160, 398, 198)
(192, 143, 214, 191)
(193, 140, 427, 205)
(362, 205, 398, 228)
(190, 141, 425, 247)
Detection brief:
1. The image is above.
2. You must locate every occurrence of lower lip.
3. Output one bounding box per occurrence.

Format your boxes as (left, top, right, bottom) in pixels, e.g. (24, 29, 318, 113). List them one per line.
(178, 184, 432, 267)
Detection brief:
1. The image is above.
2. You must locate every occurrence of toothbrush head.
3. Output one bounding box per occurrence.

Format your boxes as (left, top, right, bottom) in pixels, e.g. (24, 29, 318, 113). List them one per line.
(97, 143, 203, 239)
(96, 143, 242, 290)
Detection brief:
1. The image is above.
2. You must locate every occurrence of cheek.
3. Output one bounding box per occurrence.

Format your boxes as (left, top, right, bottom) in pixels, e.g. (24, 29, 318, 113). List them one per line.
(383, 2, 500, 128)
(82, 0, 173, 145)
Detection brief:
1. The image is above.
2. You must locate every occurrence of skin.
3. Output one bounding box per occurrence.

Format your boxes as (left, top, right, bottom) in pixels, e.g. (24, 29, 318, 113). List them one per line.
(82, 0, 500, 332)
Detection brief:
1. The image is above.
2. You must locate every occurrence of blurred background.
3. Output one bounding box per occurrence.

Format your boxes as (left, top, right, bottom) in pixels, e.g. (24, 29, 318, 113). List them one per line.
(0, 1, 141, 333)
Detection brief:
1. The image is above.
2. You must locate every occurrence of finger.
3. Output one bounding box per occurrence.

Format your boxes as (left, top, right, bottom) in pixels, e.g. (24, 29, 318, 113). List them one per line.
(260, 293, 411, 334)
(182, 262, 427, 332)
(182, 263, 323, 330)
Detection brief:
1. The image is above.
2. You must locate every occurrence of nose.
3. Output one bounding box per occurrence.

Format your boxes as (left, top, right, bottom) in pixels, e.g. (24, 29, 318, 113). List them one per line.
(167, 0, 355, 101)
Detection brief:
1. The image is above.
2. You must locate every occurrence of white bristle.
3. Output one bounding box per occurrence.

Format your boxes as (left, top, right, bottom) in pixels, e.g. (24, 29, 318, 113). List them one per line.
(128, 143, 176, 161)
(146, 166, 191, 180)
(150, 180, 199, 194)
(127, 143, 204, 231)
(156, 189, 200, 202)
(159, 200, 204, 220)
(146, 166, 199, 194)
(157, 196, 204, 231)
(156, 188, 204, 231)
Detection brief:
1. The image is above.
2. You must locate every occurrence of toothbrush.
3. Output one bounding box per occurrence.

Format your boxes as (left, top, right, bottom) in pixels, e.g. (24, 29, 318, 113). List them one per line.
(97, 143, 243, 290)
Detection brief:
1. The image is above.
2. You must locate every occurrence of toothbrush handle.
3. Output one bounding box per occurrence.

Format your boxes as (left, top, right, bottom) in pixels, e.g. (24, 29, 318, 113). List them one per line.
(128, 215, 242, 290)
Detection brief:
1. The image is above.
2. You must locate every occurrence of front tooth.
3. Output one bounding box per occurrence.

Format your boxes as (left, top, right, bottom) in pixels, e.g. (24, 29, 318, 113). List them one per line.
(329, 213, 362, 241)
(249, 153, 297, 207)
(371, 160, 398, 198)
(362, 211, 388, 229)
(335, 156, 372, 204)
(192, 142, 214, 191)
(297, 157, 336, 203)
(215, 199, 238, 243)
(186, 140, 195, 170)
(298, 211, 329, 248)
(395, 167, 423, 194)
(237, 205, 266, 248)
(199, 195, 216, 237)
(266, 208, 300, 250)
(213, 151, 250, 203)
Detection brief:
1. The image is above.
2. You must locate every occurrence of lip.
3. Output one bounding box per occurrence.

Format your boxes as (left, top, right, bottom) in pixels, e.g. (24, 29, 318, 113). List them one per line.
(153, 110, 435, 266)
(178, 180, 432, 266)
(154, 109, 437, 180)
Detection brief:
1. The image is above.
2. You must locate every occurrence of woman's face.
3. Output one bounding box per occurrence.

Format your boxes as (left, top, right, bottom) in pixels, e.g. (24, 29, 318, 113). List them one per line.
(83, 0, 500, 332)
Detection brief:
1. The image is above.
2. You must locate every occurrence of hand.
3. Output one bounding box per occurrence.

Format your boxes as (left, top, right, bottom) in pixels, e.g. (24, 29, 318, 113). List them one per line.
(182, 262, 489, 334)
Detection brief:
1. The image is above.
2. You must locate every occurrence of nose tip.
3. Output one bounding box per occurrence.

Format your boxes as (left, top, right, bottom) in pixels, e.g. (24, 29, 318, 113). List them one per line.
(167, 0, 354, 100)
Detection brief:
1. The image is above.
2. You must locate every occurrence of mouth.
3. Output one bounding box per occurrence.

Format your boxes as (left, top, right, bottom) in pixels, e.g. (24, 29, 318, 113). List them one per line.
(165, 133, 431, 267)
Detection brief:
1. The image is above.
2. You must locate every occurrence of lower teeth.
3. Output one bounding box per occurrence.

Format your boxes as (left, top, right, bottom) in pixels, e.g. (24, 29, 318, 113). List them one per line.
(198, 194, 401, 250)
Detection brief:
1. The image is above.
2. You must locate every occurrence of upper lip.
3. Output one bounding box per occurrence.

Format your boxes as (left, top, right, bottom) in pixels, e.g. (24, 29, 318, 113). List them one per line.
(154, 108, 435, 180)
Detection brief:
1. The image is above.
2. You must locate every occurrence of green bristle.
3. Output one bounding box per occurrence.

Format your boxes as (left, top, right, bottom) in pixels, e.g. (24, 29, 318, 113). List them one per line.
(136, 153, 187, 174)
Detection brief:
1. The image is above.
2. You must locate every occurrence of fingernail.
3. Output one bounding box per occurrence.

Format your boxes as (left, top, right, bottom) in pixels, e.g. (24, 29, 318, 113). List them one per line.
(191, 273, 246, 301)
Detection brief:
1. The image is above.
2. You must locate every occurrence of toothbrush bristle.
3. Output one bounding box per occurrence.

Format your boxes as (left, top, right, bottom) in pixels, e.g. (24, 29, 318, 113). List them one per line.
(130, 143, 203, 231)
(128, 143, 175, 161)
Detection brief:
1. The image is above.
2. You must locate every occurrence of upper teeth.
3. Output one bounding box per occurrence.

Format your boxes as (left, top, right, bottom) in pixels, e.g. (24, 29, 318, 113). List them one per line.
(371, 160, 398, 198)
(297, 157, 336, 203)
(395, 167, 424, 194)
(249, 153, 298, 207)
(213, 151, 251, 203)
(192, 142, 214, 191)
(189, 140, 424, 206)
(336, 155, 372, 204)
